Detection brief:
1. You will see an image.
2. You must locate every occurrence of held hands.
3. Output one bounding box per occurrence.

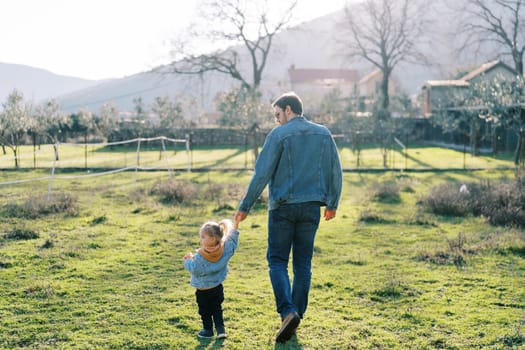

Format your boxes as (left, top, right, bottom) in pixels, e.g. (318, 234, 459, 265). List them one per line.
(324, 209, 336, 221)
(184, 252, 194, 260)
(233, 210, 247, 229)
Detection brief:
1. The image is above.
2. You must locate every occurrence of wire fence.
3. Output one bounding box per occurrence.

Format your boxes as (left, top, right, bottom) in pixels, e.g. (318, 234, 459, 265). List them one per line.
(0, 135, 519, 193)
(0, 136, 190, 197)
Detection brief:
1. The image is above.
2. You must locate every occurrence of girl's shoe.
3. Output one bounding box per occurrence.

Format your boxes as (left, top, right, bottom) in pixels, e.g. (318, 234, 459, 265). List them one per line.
(217, 332, 227, 339)
(216, 326, 227, 339)
(197, 329, 214, 338)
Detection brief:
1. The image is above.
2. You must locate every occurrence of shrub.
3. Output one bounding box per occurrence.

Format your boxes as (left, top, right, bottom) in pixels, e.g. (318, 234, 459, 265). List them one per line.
(416, 233, 470, 266)
(420, 179, 525, 228)
(5, 228, 39, 240)
(150, 180, 199, 204)
(212, 204, 235, 213)
(0, 259, 13, 268)
(2, 192, 78, 219)
(41, 239, 54, 249)
(419, 183, 475, 216)
(206, 183, 225, 206)
(480, 180, 525, 227)
(370, 181, 401, 204)
(24, 283, 55, 299)
(90, 215, 107, 225)
(358, 208, 387, 223)
(225, 183, 246, 201)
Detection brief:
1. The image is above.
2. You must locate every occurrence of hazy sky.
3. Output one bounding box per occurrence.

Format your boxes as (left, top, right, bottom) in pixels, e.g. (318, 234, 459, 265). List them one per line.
(0, 0, 348, 80)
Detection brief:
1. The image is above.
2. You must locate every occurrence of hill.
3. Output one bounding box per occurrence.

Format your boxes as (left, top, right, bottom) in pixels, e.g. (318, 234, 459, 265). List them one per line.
(0, 62, 101, 105)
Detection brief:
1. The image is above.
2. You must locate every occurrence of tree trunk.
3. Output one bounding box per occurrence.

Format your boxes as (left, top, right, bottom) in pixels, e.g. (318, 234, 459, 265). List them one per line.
(84, 133, 88, 169)
(470, 121, 479, 156)
(53, 143, 60, 162)
(252, 131, 259, 163)
(244, 133, 248, 169)
(513, 50, 523, 76)
(491, 130, 497, 155)
(513, 130, 525, 165)
(33, 133, 37, 169)
(381, 135, 388, 168)
(13, 147, 19, 168)
(353, 132, 361, 168)
(381, 74, 390, 111)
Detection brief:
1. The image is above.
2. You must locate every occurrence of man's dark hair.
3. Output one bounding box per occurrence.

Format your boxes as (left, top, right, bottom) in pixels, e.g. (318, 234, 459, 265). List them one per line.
(272, 92, 303, 115)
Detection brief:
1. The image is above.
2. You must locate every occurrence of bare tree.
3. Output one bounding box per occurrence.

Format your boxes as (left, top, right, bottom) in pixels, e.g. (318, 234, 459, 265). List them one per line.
(339, 0, 431, 167)
(446, 0, 525, 162)
(169, 0, 297, 91)
(339, 0, 430, 112)
(450, 0, 525, 75)
(167, 0, 297, 161)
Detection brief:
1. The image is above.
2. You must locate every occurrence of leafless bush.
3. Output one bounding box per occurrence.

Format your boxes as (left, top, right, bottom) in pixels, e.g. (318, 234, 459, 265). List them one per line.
(419, 183, 476, 216)
(480, 180, 525, 227)
(416, 233, 470, 266)
(370, 181, 401, 204)
(150, 180, 199, 204)
(358, 208, 387, 223)
(4, 228, 39, 240)
(419, 179, 525, 227)
(206, 183, 225, 206)
(2, 192, 78, 219)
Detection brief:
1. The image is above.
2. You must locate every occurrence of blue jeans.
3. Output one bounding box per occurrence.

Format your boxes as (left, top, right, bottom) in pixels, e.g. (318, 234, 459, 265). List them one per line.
(267, 202, 321, 319)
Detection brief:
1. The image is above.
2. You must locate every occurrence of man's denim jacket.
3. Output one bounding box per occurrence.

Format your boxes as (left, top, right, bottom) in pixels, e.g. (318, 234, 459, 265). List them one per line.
(238, 116, 343, 212)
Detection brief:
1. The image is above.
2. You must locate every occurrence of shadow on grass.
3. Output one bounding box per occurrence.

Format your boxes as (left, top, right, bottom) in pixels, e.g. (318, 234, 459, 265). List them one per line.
(504, 246, 525, 258)
(93, 143, 187, 153)
(193, 148, 246, 169)
(194, 337, 225, 350)
(397, 149, 433, 169)
(274, 334, 303, 349)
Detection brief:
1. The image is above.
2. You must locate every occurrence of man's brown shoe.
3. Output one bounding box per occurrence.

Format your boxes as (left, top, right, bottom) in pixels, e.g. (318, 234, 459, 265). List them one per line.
(276, 311, 300, 343)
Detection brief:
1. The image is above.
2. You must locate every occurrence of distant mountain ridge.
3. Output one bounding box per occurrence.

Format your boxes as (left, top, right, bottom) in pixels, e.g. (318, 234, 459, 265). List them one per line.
(0, 62, 101, 104)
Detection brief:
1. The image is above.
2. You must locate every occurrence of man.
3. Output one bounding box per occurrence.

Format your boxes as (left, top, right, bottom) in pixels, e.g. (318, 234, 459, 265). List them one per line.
(234, 91, 343, 343)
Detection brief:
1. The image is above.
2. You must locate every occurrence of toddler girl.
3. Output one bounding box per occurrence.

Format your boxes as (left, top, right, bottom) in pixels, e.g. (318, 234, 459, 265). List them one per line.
(183, 218, 239, 339)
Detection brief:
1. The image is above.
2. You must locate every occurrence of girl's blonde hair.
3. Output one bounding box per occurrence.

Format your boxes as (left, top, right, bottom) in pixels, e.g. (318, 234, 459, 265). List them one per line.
(199, 219, 233, 242)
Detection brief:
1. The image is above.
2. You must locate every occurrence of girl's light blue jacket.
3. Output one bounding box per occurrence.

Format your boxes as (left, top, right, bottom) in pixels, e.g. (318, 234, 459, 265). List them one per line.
(184, 229, 239, 289)
(238, 116, 343, 212)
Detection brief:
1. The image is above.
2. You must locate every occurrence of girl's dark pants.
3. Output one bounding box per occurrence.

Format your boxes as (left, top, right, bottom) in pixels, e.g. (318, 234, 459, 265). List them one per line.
(196, 284, 224, 332)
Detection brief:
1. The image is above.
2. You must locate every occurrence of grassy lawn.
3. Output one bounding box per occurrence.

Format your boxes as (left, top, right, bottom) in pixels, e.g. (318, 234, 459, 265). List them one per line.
(0, 143, 517, 172)
(0, 167, 523, 349)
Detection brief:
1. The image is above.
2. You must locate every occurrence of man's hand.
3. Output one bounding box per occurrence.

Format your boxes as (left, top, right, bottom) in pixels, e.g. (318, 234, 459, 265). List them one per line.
(234, 210, 248, 228)
(324, 209, 336, 221)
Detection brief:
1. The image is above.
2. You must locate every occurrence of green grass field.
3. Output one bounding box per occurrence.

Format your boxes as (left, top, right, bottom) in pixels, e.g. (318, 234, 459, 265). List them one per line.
(0, 165, 524, 349)
(0, 143, 517, 172)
